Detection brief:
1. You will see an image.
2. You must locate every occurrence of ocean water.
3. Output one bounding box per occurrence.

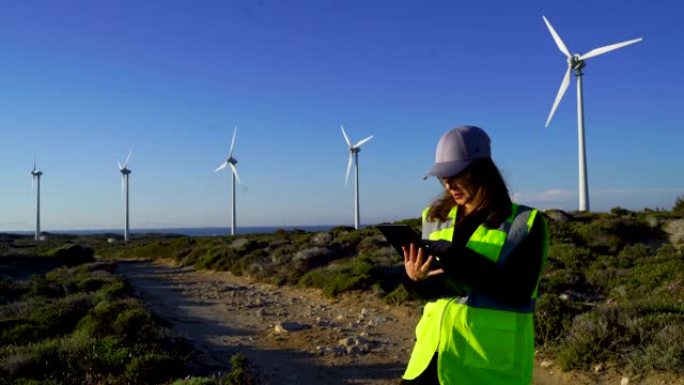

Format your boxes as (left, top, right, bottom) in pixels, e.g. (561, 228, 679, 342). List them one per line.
(120, 225, 338, 237)
(6, 225, 346, 237)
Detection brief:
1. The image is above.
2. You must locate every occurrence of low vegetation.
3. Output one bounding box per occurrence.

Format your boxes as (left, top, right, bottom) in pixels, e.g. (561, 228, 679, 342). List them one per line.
(2, 197, 684, 381)
(0, 246, 262, 385)
(98, 207, 683, 376)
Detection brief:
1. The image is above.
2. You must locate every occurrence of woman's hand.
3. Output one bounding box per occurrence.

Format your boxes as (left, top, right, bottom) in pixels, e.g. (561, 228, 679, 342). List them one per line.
(403, 243, 444, 281)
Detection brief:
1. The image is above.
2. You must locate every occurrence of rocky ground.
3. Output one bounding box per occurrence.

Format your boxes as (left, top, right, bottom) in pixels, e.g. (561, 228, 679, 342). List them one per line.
(115, 259, 681, 385)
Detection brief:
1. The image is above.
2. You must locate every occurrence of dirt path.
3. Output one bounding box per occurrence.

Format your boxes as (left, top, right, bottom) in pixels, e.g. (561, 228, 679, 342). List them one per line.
(114, 259, 652, 385)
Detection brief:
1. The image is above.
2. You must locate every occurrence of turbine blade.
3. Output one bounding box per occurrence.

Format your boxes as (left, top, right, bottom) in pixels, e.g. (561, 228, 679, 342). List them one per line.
(215, 161, 228, 172)
(542, 16, 572, 58)
(229, 163, 241, 184)
(545, 66, 572, 127)
(354, 135, 374, 148)
(229, 126, 237, 157)
(340, 125, 352, 147)
(123, 150, 132, 168)
(121, 175, 125, 203)
(117, 161, 123, 170)
(345, 153, 353, 186)
(578, 37, 643, 61)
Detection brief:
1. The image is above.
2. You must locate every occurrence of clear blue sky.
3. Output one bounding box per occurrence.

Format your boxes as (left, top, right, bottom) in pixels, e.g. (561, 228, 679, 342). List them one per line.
(1, 0, 682, 231)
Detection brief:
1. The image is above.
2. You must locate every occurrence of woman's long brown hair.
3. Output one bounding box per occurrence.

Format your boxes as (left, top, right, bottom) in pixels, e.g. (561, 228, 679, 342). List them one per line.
(426, 159, 512, 226)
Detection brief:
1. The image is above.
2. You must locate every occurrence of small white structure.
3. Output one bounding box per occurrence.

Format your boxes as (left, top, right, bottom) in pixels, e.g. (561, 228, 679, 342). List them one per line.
(30, 163, 43, 241)
(117, 151, 133, 242)
(340, 125, 373, 230)
(215, 126, 242, 236)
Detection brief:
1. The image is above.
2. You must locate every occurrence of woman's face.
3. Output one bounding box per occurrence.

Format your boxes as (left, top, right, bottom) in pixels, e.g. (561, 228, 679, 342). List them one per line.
(440, 174, 477, 207)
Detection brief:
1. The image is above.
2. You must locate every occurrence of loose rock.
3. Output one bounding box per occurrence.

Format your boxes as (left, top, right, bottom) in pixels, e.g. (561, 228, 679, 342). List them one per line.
(274, 321, 310, 334)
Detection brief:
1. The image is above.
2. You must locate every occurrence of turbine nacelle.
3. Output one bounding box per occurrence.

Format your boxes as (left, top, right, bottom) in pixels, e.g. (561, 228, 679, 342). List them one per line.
(31, 162, 42, 177)
(543, 15, 642, 128)
(117, 151, 133, 173)
(568, 55, 585, 70)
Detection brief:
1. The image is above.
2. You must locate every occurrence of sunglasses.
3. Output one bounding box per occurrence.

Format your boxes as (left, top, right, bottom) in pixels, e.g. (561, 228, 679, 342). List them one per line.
(438, 174, 471, 190)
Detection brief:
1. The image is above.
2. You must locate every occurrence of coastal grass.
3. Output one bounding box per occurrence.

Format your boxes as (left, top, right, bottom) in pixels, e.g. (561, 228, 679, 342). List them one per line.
(0, 248, 264, 385)
(537, 210, 683, 374)
(95, 210, 684, 376)
(6, 206, 682, 377)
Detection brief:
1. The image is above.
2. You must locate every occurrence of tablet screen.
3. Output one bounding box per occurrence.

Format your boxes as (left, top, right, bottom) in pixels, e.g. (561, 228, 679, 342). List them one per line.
(376, 224, 427, 256)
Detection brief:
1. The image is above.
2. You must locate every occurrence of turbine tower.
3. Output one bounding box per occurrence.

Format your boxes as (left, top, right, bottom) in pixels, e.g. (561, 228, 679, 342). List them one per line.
(30, 163, 43, 241)
(215, 126, 241, 236)
(341, 125, 373, 230)
(117, 152, 132, 242)
(542, 16, 642, 212)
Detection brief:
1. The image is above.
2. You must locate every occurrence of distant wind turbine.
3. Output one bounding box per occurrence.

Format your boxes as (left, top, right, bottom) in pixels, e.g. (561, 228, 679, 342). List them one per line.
(117, 151, 132, 242)
(30, 162, 43, 241)
(340, 125, 373, 230)
(542, 15, 642, 212)
(215, 126, 241, 236)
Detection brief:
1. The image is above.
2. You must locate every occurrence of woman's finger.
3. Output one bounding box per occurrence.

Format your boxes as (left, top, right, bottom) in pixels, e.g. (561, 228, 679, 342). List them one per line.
(427, 268, 444, 277)
(415, 245, 424, 266)
(420, 254, 434, 272)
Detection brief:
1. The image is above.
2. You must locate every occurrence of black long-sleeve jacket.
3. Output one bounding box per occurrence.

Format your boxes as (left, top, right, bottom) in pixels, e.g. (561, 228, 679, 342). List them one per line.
(402, 208, 546, 308)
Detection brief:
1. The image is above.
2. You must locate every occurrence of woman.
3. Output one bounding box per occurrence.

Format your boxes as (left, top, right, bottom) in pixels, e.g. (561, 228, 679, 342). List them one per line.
(400, 125, 548, 385)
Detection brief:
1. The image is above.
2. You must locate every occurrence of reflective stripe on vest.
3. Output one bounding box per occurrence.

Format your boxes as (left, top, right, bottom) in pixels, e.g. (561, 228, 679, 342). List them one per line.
(421, 206, 457, 240)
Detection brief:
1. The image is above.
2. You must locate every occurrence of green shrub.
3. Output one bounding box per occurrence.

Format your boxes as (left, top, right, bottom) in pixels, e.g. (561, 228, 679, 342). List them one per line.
(298, 256, 374, 297)
(573, 221, 624, 253)
(29, 294, 92, 336)
(556, 307, 621, 369)
(47, 244, 95, 264)
(93, 279, 130, 302)
(125, 352, 181, 384)
(112, 307, 153, 342)
(1, 323, 44, 345)
(226, 353, 260, 385)
(539, 267, 588, 294)
(610, 206, 631, 216)
(90, 335, 130, 373)
(383, 285, 409, 305)
(673, 195, 684, 216)
(28, 275, 65, 298)
(169, 353, 262, 385)
(75, 277, 110, 292)
(548, 221, 579, 244)
(616, 244, 652, 268)
(0, 275, 25, 303)
(547, 243, 594, 269)
(534, 294, 587, 347)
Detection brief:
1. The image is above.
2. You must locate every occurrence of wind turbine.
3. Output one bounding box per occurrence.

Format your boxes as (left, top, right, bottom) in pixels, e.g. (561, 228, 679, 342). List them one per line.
(117, 151, 132, 242)
(215, 126, 241, 236)
(341, 125, 373, 230)
(30, 162, 43, 241)
(542, 15, 642, 212)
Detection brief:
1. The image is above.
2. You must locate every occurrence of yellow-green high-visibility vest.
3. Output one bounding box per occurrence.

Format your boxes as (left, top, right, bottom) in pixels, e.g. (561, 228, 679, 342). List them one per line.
(403, 203, 548, 385)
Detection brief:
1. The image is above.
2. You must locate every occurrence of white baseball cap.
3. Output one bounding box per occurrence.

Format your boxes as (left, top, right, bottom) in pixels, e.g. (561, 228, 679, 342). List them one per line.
(424, 125, 491, 179)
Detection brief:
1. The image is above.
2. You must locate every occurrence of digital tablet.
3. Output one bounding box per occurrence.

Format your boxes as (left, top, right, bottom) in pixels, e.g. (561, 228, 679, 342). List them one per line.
(376, 224, 431, 257)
